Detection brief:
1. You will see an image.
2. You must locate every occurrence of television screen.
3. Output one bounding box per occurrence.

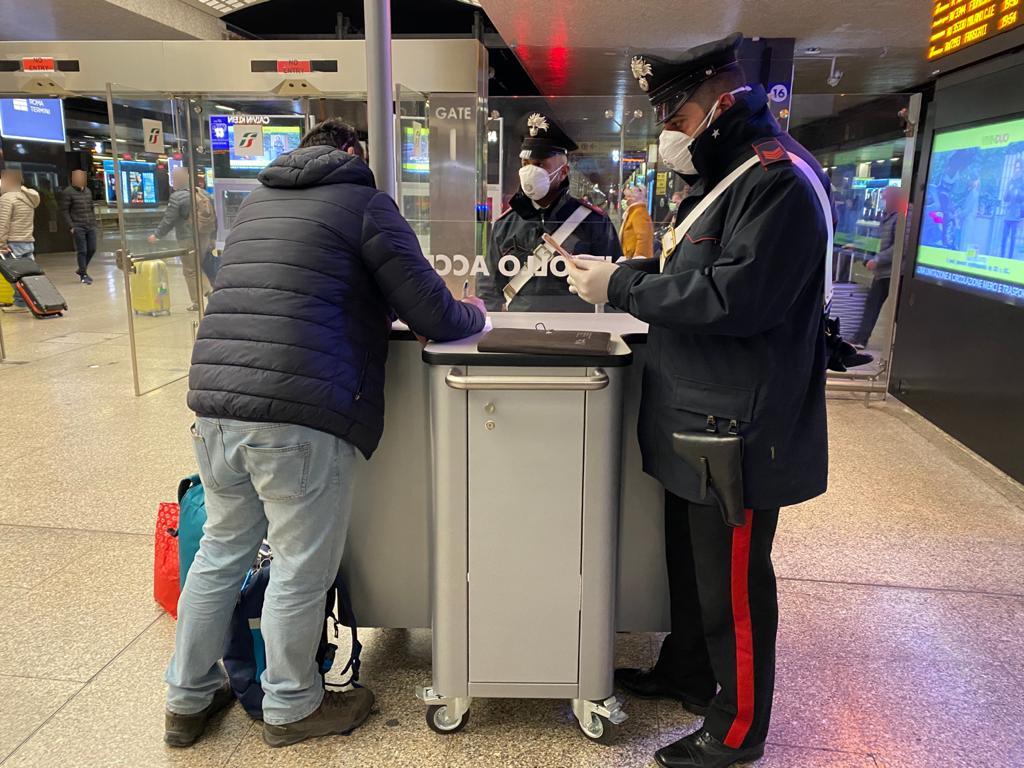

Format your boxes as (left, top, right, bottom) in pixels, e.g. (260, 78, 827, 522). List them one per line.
(102, 159, 158, 207)
(209, 115, 303, 176)
(0, 97, 66, 144)
(401, 121, 429, 176)
(916, 114, 1024, 305)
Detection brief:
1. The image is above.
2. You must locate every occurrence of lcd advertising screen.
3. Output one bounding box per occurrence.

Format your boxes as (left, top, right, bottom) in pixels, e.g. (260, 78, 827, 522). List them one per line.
(401, 121, 430, 177)
(916, 114, 1024, 305)
(209, 115, 303, 176)
(0, 97, 66, 144)
(102, 159, 158, 207)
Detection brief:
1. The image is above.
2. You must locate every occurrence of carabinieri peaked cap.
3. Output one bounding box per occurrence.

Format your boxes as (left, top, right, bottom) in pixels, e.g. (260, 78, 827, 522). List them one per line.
(631, 32, 744, 124)
(518, 111, 578, 160)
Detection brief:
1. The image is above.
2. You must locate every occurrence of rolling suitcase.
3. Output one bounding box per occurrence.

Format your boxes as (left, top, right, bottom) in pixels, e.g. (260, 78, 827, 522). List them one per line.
(131, 259, 171, 316)
(0, 277, 13, 305)
(0, 255, 67, 319)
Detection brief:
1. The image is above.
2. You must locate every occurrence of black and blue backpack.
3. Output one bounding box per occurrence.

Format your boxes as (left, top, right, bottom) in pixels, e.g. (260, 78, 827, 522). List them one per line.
(174, 475, 362, 722)
(222, 546, 363, 720)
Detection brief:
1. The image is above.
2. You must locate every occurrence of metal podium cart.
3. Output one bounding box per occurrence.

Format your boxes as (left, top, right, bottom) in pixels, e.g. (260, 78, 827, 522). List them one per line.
(416, 314, 634, 744)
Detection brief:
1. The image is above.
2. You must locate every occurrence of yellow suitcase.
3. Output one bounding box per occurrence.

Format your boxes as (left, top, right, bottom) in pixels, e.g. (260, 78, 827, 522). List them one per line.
(0, 278, 13, 305)
(131, 259, 171, 316)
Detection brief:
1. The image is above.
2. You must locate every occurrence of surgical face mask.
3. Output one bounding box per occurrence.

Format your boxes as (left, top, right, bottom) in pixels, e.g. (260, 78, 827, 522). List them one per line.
(519, 162, 564, 201)
(668, 201, 679, 213)
(659, 86, 752, 175)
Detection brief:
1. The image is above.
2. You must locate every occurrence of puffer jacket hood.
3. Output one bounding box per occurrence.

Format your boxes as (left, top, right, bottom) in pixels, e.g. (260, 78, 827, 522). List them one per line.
(17, 188, 40, 208)
(258, 145, 376, 190)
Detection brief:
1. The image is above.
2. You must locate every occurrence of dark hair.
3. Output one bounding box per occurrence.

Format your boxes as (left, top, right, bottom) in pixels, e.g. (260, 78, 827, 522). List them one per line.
(690, 66, 747, 111)
(299, 118, 364, 158)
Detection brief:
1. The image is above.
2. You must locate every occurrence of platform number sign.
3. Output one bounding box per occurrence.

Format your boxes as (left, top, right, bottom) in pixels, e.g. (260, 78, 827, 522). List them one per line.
(141, 118, 164, 153)
(234, 125, 264, 157)
(768, 84, 790, 104)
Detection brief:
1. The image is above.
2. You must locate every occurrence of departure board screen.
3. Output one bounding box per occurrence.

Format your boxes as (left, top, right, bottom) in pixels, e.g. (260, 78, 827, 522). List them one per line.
(928, 0, 1021, 61)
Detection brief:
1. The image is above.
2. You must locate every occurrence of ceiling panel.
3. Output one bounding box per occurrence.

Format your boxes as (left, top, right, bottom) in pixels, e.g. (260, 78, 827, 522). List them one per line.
(480, 0, 936, 95)
(0, 0, 195, 40)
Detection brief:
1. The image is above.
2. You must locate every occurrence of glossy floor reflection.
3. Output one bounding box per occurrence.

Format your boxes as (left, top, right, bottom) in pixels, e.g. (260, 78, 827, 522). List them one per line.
(1, 254, 1022, 767)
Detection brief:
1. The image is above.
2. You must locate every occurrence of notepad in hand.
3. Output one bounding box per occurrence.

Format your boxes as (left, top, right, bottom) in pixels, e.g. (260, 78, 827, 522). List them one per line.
(477, 327, 612, 356)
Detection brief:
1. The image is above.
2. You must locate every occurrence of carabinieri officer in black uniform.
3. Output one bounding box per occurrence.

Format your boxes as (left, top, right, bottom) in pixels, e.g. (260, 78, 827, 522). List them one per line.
(566, 34, 831, 768)
(477, 111, 622, 312)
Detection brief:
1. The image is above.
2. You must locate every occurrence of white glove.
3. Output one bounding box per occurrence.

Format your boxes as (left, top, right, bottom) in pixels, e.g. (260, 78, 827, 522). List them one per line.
(566, 256, 619, 305)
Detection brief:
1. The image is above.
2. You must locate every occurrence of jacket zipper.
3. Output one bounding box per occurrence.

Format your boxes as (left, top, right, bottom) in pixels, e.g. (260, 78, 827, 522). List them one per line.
(354, 352, 369, 402)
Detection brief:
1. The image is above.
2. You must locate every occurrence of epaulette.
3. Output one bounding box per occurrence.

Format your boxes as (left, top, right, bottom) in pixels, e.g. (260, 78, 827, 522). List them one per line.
(752, 138, 790, 169)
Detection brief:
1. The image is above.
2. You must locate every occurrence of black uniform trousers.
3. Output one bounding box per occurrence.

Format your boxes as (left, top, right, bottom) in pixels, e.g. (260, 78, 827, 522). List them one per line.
(653, 491, 780, 749)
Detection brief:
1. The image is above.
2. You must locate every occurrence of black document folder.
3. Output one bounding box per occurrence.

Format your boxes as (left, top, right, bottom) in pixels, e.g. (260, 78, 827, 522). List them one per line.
(478, 328, 612, 357)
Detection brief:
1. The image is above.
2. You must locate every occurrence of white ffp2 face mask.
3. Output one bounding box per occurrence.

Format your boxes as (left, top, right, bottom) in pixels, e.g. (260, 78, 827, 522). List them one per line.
(658, 86, 752, 175)
(519, 163, 563, 201)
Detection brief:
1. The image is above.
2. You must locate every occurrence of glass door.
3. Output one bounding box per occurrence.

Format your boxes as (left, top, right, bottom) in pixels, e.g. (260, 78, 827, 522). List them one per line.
(183, 95, 313, 318)
(106, 84, 198, 395)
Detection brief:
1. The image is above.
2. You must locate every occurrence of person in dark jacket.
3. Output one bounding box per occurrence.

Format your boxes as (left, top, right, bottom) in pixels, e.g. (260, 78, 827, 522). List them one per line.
(853, 185, 905, 348)
(59, 169, 97, 284)
(477, 112, 622, 312)
(149, 167, 205, 311)
(567, 34, 829, 768)
(165, 119, 485, 750)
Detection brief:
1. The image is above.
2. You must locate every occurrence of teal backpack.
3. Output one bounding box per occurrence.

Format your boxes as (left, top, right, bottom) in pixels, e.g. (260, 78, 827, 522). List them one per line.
(176, 475, 206, 589)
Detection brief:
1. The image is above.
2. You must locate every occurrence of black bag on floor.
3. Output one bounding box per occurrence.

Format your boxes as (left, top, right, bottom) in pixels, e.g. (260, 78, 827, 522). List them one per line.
(222, 547, 363, 720)
(0, 255, 67, 318)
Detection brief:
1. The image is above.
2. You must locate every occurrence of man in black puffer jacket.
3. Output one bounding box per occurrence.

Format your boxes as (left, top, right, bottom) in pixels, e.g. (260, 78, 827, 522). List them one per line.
(165, 120, 485, 750)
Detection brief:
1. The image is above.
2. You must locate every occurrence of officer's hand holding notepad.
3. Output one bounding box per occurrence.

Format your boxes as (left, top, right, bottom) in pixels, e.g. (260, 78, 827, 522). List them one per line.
(478, 327, 612, 356)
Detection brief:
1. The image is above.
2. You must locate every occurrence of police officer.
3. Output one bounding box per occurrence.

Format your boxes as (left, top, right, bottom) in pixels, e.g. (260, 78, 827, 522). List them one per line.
(566, 34, 830, 768)
(477, 112, 622, 312)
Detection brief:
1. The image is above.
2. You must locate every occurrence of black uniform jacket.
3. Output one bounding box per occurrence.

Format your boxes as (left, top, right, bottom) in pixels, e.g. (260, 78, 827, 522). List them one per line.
(479, 181, 623, 312)
(608, 86, 830, 509)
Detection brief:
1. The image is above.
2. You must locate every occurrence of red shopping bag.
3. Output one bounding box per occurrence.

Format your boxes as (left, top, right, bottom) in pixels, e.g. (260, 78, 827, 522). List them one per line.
(154, 502, 181, 618)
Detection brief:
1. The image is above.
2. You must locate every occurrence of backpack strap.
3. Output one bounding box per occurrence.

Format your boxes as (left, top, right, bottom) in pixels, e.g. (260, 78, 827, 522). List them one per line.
(325, 569, 363, 688)
(177, 474, 202, 504)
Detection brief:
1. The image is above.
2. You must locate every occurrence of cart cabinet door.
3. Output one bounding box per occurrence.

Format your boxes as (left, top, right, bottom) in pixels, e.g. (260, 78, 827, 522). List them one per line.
(467, 367, 586, 685)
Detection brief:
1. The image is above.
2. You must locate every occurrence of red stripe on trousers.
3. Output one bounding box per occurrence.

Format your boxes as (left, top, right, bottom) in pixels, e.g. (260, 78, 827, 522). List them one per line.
(724, 508, 755, 749)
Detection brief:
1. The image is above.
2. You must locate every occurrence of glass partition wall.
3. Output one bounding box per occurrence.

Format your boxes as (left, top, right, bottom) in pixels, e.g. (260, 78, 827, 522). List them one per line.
(88, 84, 916, 395)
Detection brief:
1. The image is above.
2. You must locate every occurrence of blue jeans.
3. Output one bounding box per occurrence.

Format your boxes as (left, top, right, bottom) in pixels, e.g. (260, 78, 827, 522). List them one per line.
(72, 225, 97, 276)
(5, 242, 34, 306)
(165, 418, 361, 725)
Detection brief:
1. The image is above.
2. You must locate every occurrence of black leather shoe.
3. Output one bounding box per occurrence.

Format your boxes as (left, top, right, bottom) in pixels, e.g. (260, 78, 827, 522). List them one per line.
(655, 729, 764, 768)
(615, 668, 712, 716)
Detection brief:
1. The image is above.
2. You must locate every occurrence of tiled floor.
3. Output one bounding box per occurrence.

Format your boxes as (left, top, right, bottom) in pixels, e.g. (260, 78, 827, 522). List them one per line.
(1, 254, 1023, 767)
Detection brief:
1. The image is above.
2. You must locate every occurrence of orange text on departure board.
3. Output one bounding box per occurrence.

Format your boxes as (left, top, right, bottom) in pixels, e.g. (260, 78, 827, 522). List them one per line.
(928, 0, 1022, 59)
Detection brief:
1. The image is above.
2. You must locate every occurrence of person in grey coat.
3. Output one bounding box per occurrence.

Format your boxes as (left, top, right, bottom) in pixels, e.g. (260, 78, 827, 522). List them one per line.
(853, 185, 905, 348)
(149, 167, 204, 310)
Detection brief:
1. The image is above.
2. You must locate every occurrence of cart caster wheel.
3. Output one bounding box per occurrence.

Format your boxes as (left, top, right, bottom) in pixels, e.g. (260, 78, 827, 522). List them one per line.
(426, 704, 470, 735)
(578, 712, 618, 745)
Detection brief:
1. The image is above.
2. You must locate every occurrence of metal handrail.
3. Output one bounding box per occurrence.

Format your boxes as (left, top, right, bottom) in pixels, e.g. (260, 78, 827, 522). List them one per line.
(445, 368, 609, 392)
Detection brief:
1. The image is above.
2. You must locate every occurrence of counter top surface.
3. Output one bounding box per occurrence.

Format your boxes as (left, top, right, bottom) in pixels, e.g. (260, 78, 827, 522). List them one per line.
(421, 312, 647, 367)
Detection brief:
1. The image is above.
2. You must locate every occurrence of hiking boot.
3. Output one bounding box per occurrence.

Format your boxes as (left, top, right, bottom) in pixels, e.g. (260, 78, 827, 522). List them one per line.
(263, 687, 375, 748)
(164, 682, 235, 748)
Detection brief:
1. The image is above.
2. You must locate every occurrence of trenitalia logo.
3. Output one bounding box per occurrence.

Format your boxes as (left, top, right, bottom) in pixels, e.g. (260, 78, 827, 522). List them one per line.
(238, 131, 260, 149)
(147, 128, 161, 145)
